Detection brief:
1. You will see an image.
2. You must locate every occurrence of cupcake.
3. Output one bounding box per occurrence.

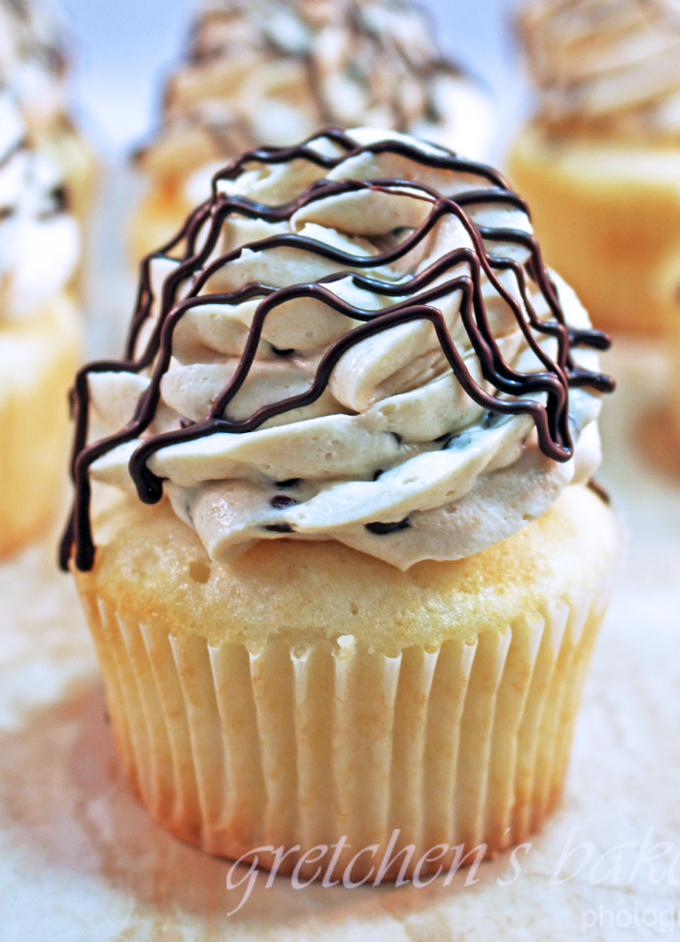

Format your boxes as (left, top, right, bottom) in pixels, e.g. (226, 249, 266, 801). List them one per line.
(63, 127, 618, 879)
(0, 90, 81, 558)
(652, 245, 680, 435)
(508, 0, 680, 334)
(0, 0, 97, 226)
(130, 0, 494, 263)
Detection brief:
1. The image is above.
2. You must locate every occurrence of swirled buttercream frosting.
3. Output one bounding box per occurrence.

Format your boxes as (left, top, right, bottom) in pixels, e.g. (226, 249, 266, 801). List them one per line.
(62, 127, 614, 572)
(137, 0, 493, 190)
(0, 89, 79, 321)
(518, 0, 680, 137)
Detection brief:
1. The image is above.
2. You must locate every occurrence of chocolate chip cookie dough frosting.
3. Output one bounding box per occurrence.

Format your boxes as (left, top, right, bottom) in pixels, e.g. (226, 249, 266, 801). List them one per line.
(0, 89, 80, 321)
(137, 0, 493, 186)
(518, 0, 680, 138)
(63, 127, 613, 573)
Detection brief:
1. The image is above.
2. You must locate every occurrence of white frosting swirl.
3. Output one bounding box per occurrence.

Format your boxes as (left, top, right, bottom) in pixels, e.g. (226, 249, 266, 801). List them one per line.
(0, 90, 80, 321)
(85, 128, 607, 570)
(139, 0, 494, 185)
(518, 0, 680, 138)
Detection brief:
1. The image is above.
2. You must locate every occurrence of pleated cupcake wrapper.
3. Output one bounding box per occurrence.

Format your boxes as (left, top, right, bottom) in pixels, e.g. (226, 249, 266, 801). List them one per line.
(78, 582, 610, 879)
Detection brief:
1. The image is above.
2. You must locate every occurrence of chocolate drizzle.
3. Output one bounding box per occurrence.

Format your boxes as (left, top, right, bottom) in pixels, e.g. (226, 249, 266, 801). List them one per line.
(60, 128, 614, 572)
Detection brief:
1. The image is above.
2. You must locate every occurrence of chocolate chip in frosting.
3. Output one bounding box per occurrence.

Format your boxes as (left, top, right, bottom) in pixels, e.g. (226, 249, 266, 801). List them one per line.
(39, 185, 69, 220)
(371, 226, 415, 253)
(270, 495, 300, 509)
(445, 432, 472, 450)
(264, 523, 295, 533)
(50, 185, 69, 214)
(482, 410, 504, 429)
(365, 517, 411, 535)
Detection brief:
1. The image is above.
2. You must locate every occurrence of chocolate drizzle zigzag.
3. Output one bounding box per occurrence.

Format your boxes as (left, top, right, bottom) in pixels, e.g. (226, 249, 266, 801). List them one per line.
(60, 127, 614, 572)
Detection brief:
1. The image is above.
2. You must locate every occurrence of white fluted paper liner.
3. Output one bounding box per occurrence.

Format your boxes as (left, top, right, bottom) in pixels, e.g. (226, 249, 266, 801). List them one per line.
(76, 581, 611, 880)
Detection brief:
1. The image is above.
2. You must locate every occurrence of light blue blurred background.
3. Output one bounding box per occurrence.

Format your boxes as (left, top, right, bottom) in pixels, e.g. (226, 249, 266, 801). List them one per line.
(57, 0, 528, 159)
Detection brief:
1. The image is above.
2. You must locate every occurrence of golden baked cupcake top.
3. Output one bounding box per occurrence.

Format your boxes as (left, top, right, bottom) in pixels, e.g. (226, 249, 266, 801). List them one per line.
(518, 0, 680, 139)
(62, 127, 614, 573)
(136, 0, 494, 190)
(0, 88, 80, 324)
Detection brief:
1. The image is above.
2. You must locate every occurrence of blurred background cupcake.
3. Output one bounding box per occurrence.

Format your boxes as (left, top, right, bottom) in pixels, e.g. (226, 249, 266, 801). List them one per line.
(0, 89, 81, 558)
(129, 0, 496, 262)
(508, 0, 680, 335)
(652, 242, 680, 440)
(0, 0, 97, 227)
